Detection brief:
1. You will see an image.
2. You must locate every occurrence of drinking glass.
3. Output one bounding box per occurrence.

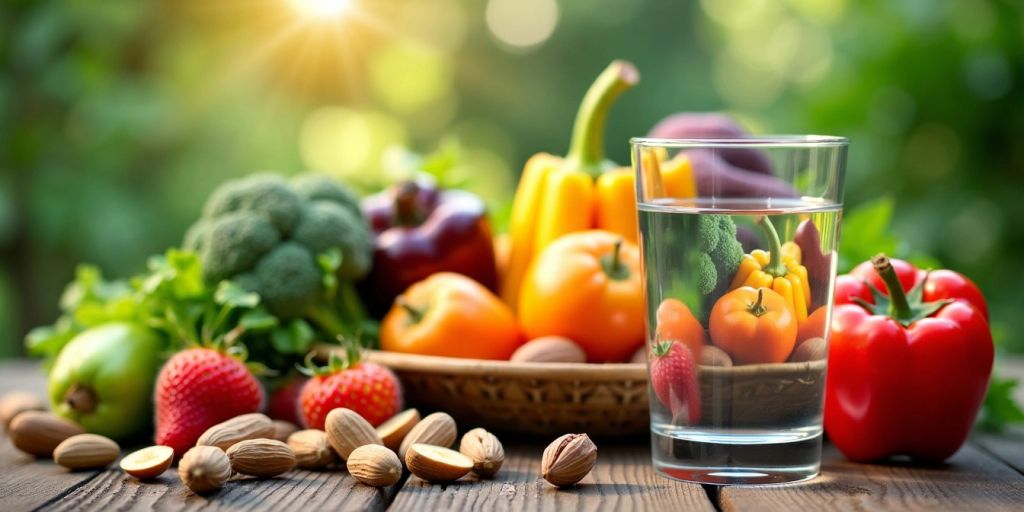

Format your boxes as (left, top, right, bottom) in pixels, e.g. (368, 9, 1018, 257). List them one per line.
(632, 136, 848, 485)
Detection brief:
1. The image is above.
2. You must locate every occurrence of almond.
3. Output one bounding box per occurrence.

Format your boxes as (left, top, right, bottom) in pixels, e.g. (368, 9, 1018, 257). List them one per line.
(120, 445, 174, 479)
(53, 433, 120, 470)
(347, 444, 402, 487)
(405, 444, 473, 483)
(398, 412, 456, 461)
(510, 337, 587, 363)
(541, 433, 597, 487)
(272, 420, 299, 442)
(459, 428, 504, 478)
(196, 413, 274, 451)
(226, 438, 296, 478)
(630, 345, 647, 364)
(8, 411, 84, 457)
(179, 446, 232, 493)
(287, 429, 338, 470)
(377, 409, 420, 452)
(324, 408, 383, 460)
(700, 345, 733, 367)
(789, 337, 827, 362)
(0, 391, 46, 429)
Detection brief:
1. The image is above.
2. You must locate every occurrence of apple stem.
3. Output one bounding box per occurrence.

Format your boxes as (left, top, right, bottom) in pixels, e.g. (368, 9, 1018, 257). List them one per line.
(65, 384, 97, 414)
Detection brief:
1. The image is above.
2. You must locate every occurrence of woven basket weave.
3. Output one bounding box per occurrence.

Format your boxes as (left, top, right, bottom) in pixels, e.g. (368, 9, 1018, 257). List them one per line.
(322, 348, 827, 437)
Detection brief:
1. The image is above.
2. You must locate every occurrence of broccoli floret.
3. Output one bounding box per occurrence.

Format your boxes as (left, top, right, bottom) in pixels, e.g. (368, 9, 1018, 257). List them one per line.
(694, 216, 744, 294)
(184, 173, 373, 338)
(203, 174, 303, 235)
(197, 213, 279, 282)
(694, 252, 718, 295)
(291, 201, 372, 279)
(291, 174, 362, 218)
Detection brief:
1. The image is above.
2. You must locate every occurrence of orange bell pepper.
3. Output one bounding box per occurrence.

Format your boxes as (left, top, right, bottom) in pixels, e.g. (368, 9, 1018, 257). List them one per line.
(709, 286, 797, 365)
(654, 298, 708, 360)
(500, 61, 696, 308)
(518, 230, 645, 362)
(380, 273, 522, 360)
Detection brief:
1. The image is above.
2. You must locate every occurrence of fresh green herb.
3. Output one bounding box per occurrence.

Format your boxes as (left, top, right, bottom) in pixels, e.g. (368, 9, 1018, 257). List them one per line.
(978, 374, 1024, 433)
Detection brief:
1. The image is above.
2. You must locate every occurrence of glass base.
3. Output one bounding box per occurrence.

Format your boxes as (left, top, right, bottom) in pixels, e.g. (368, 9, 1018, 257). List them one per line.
(651, 426, 823, 485)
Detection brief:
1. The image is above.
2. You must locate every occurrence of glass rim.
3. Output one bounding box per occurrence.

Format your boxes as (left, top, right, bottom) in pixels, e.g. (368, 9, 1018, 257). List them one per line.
(631, 135, 849, 148)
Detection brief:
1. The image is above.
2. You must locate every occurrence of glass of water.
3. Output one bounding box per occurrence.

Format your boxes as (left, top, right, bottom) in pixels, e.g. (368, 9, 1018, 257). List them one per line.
(632, 136, 848, 485)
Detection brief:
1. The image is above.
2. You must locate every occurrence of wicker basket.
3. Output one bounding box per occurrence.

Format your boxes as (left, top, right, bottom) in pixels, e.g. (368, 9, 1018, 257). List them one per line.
(320, 348, 827, 437)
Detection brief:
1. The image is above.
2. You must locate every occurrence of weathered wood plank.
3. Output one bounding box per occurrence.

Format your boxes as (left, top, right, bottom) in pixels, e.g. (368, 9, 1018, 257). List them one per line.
(37, 463, 404, 512)
(720, 443, 1024, 512)
(388, 441, 715, 512)
(974, 432, 1024, 475)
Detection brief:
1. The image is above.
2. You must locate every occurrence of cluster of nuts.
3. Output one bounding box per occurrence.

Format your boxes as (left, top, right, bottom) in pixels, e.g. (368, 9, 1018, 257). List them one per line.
(2, 391, 600, 493)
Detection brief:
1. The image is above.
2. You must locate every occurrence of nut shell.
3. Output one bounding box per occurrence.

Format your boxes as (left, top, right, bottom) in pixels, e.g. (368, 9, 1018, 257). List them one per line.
(0, 392, 46, 429)
(272, 420, 299, 442)
(541, 433, 597, 487)
(789, 337, 827, 362)
(347, 444, 402, 487)
(405, 443, 474, 483)
(377, 409, 420, 452)
(459, 428, 505, 478)
(398, 412, 456, 461)
(699, 345, 733, 367)
(53, 433, 120, 470)
(179, 446, 232, 493)
(227, 438, 296, 478)
(510, 337, 587, 363)
(325, 408, 383, 460)
(288, 429, 338, 470)
(120, 445, 174, 479)
(8, 411, 85, 457)
(196, 413, 275, 451)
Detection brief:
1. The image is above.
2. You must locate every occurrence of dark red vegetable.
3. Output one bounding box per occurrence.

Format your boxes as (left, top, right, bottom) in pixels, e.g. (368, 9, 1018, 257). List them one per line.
(359, 178, 498, 317)
(794, 219, 833, 308)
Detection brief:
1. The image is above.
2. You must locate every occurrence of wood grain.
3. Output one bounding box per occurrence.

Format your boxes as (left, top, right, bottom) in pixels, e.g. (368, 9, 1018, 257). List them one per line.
(974, 432, 1024, 475)
(388, 440, 715, 512)
(720, 443, 1024, 512)
(39, 465, 403, 512)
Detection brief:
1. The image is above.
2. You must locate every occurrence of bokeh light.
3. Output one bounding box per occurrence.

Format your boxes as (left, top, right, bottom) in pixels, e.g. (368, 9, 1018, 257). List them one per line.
(299, 107, 407, 178)
(485, 0, 559, 51)
(288, 0, 353, 20)
(370, 41, 453, 114)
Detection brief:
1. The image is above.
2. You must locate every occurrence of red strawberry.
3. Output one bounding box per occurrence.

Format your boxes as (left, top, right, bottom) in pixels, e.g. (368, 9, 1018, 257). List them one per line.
(650, 340, 701, 424)
(299, 352, 402, 429)
(268, 376, 307, 425)
(155, 348, 264, 457)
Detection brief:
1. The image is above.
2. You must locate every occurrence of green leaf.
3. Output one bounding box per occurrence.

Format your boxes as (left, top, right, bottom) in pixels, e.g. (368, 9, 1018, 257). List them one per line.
(239, 309, 279, 332)
(271, 320, 316, 355)
(978, 375, 1024, 433)
(214, 281, 260, 309)
(839, 196, 899, 273)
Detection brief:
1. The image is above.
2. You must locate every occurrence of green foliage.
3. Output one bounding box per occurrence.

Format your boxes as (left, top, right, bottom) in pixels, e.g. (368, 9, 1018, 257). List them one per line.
(838, 197, 900, 273)
(978, 375, 1024, 433)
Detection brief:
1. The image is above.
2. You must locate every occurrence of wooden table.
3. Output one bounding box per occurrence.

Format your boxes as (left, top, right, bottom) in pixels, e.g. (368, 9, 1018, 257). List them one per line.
(2, 359, 1023, 511)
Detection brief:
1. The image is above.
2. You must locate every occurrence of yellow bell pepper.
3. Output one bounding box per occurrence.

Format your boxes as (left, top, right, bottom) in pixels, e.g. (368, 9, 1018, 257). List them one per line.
(500, 61, 696, 307)
(729, 218, 811, 322)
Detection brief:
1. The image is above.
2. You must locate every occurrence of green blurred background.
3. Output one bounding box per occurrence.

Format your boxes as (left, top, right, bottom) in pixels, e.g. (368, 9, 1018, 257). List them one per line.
(1, 0, 1022, 356)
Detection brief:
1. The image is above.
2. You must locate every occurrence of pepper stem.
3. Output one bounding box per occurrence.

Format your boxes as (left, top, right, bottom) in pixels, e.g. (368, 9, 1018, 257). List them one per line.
(601, 239, 631, 281)
(757, 217, 788, 277)
(393, 181, 423, 227)
(748, 288, 768, 317)
(565, 60, 639, 177)
(397, 298, 425, 323)
(872, 254, 913, 320)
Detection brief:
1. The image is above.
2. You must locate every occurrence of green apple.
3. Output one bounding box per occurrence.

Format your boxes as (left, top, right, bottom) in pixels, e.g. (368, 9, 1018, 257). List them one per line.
(48, 322, 163, 441)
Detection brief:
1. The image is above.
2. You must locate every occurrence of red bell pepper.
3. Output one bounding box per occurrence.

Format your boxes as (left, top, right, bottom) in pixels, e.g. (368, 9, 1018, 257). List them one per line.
(825, 254, 993, 462)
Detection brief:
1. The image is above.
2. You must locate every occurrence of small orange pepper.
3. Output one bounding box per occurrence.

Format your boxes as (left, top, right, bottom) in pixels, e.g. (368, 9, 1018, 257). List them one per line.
(518, 230, 646, 362)
(381, 273, 522, 360)
(655, 298, 708, 359)
(709, 286, 797, 365)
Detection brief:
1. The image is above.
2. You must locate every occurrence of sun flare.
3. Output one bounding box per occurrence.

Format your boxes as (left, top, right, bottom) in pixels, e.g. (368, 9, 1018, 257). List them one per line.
(288, 0, 353, 21)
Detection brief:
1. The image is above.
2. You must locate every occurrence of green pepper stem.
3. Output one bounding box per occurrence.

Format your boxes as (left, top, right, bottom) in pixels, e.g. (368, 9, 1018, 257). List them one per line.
(397, 298, 425, 323)
(872, 253, 913, 320)
(565, 60, 639, 177)
(757, 217, 788, 277)
(748, 288, 768, 317)
(601, 239, 631, 281)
